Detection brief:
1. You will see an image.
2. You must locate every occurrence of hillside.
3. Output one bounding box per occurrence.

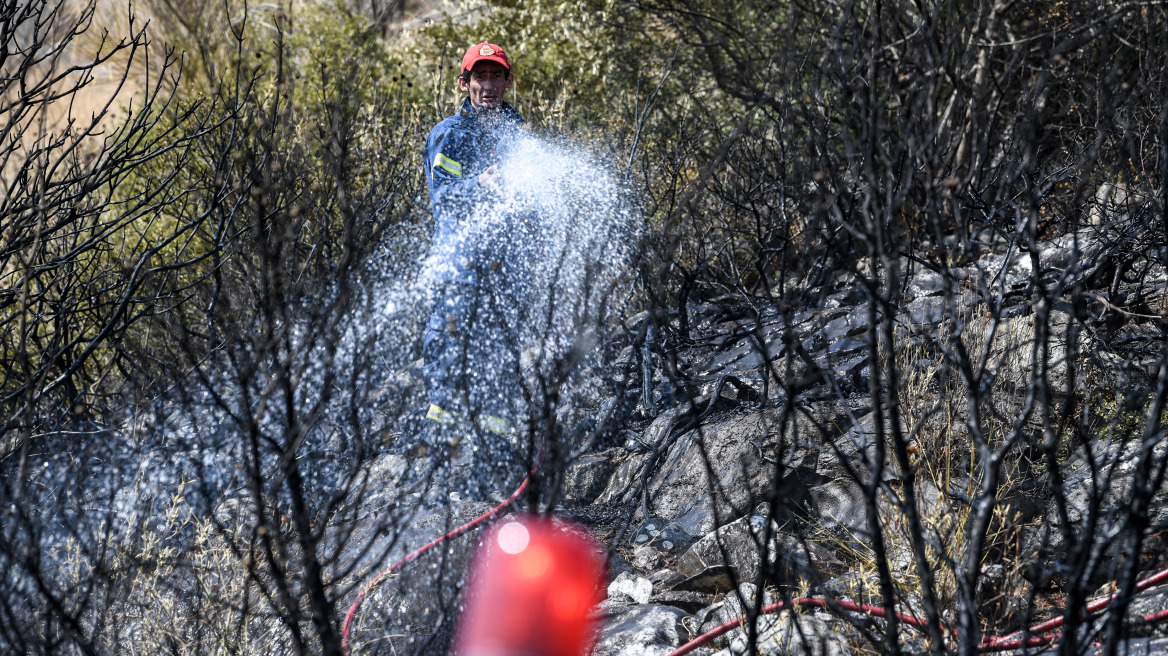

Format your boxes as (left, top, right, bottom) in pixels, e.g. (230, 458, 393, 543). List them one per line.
(2, 1, 1167, 655)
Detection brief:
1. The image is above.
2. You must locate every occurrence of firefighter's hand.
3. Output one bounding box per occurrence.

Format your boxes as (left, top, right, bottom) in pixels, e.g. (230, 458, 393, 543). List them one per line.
(478, 165, 500, 189)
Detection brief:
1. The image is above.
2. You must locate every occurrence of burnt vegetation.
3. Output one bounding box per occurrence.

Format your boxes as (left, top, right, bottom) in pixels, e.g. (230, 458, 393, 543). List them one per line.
(2, 1, 1168, 655)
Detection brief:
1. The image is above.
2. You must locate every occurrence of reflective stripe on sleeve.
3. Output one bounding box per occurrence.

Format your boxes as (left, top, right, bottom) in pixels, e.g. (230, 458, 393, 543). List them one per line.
(434, 153, 463, 177)
(426, 404, 509, 435)
(479, 414, 511, 435)
(426, 403, 457, 425)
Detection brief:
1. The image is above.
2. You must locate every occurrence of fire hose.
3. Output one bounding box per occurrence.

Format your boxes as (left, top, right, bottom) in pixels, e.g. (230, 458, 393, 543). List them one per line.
(342, 462, 1168, 656)
(665, 566, 1168, 656)
(338, 391, 628, 652)
(340, 461, 537, 653)
(341, 453, 1168, 656)
(337, 412, 1168, 655)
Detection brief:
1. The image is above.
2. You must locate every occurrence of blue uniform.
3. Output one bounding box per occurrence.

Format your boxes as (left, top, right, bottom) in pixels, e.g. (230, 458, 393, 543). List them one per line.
(423, 97, 525, 290)
(421, 97, 526, 449)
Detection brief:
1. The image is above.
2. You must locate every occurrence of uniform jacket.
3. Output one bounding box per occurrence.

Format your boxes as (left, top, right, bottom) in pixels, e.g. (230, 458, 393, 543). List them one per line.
(423, 96, 525, 291)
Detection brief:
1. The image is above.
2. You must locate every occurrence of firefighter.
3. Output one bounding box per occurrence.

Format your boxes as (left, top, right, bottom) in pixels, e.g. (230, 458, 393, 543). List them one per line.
(420, 42, 527, 483)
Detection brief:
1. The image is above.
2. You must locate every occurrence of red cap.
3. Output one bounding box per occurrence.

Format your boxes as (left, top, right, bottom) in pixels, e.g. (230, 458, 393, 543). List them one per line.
(461, 42, 510, 75)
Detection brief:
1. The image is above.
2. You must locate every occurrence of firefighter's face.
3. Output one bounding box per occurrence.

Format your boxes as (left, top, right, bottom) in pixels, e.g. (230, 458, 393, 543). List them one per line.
(459, 62, 512, 111)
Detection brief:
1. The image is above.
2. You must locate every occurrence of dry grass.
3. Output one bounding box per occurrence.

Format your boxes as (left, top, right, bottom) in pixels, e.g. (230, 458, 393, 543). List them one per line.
(807, 300, 1048, 645)
(51, 478, 319, 655)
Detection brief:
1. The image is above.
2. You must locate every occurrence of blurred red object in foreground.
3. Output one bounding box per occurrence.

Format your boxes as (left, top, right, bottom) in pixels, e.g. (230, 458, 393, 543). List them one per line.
(453, 515, 606, 656)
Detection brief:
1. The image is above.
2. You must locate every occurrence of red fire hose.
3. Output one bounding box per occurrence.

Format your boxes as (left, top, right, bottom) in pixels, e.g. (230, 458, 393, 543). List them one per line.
(342, 459, 1168, 656)
(980, 566, 1168, 648)
(666, 597, 933, 656)
(340, 465, 536, 653)
(341, 446, 1168, 656)
(665, 566, 1168, 656)
(338, 429, 1168, 656)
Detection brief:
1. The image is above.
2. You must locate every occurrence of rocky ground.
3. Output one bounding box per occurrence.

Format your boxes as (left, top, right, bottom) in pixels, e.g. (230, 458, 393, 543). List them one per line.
(350, 222, 1168, 655)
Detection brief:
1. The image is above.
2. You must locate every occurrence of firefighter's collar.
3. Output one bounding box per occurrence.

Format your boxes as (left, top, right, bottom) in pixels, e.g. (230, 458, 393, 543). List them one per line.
(460, 96, 524, 124)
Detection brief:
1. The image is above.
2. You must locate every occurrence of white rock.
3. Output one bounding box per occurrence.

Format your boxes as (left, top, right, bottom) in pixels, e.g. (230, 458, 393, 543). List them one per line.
(607, 572, 653, 604)
(632, 545, 661, 570)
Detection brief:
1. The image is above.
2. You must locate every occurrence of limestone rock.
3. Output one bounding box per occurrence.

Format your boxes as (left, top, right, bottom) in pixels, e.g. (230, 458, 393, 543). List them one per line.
(678, 514, 781, 585)
(633, 544, 663, 570)
(722, 611, 858, 656)
(1085, 638, 1168, 656)
(675, 513, 832, 591)
(641, 410, 781, 536)
(648, 569, 687, 592)
(1025, 439, 1168, 588)
(561, 448, 622, 504)
(650, 589, 715, 613)
(593, 604, 689, 656)
(608, 572, 653, 604)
